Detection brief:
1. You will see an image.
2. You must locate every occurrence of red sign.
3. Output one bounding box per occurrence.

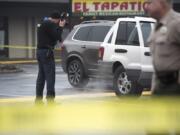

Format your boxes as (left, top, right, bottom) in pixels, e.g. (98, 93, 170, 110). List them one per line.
(72, 0, 148, 16)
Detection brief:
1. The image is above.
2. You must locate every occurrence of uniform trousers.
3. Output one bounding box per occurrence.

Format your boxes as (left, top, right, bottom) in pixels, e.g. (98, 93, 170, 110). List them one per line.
(36, 49, 55, 100)
(153, 74, 180, 96)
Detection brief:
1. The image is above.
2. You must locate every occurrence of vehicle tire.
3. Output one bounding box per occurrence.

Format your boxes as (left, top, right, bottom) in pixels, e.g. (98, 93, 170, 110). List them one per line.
(113, 66, 143, 96)
(67, 59, 89, 88)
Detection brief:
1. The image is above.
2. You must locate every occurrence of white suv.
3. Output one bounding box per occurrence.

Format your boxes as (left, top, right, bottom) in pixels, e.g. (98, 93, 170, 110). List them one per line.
(99, 17, 156, 96)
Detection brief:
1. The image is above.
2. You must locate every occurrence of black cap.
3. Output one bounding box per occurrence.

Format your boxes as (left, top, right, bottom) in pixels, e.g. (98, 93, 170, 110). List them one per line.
(50, 10, 61, 19)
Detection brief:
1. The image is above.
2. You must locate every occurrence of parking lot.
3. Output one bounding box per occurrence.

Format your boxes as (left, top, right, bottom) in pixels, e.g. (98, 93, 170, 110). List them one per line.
(0, 63, 115, 98)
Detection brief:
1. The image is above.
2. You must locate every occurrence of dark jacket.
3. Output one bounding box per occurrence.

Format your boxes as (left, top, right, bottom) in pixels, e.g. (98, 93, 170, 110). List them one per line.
(37, 20, 63, 49)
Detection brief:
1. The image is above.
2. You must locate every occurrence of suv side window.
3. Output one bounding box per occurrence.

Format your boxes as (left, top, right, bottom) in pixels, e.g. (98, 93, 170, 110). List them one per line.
(140, 22, 153, 47)
(73, 26, 91, 41)
(115, 22, 139, 46)
(88, 26, 111, 42)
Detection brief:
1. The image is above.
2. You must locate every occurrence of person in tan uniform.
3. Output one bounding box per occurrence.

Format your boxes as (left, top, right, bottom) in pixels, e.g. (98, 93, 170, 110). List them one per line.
(145, 0, 180, 95)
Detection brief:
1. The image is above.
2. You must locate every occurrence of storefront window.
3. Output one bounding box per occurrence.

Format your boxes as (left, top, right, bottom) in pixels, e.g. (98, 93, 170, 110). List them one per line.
(0, 30, 5, 50)
(0, 17, 8, 58)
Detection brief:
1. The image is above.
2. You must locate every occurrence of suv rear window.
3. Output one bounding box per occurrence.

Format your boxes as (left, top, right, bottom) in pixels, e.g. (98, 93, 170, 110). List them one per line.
(88, 26, 111, 42)
(73, 25, 111, 42)
(73, 26, 91, 41)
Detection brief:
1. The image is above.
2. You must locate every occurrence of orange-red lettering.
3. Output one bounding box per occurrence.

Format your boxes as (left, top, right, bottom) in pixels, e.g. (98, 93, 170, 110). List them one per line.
(143, 2, 149, 11)
(111, 2, 119, 10)
(120, 2, 128, 10)
(138, 2, 141, 11)
(93, 2, 101, 11)
(101, 2, 110, 10)
(74, 2, 81, 12)
(83, 2, 89, 12)
(129, 2, 137, 10)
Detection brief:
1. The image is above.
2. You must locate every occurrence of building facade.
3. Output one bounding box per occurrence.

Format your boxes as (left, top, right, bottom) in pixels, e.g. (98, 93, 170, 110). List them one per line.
(0, 0, 180, 59)
(71, 0, 180, 25)
(0, 0, 69, 59)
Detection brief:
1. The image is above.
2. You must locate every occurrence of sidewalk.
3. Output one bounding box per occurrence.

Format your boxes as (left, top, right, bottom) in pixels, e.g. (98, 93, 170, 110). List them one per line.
(0, 59, 61, 73)
(0, 59, 37, 73)
(0, 64, 23, 73)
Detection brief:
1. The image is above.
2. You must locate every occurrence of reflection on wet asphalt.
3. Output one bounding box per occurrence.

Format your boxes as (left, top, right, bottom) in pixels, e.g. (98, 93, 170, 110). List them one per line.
(0, 64, 113, 98)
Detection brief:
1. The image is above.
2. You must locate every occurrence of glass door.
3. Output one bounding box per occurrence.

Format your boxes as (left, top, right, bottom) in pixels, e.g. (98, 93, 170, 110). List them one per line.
(0, 17, 8, 58)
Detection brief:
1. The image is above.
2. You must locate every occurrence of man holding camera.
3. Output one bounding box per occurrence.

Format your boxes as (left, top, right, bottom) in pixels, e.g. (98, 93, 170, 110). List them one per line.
(35, 11, 66, 104)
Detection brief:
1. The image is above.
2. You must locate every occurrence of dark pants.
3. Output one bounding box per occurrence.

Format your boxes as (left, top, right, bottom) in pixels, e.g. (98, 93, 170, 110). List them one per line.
(153, 76, 180, 96)
(36, 49, 55, 100)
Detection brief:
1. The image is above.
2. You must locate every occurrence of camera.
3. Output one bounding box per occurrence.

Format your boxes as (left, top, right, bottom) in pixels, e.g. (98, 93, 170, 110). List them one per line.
(60, 12, 69, 25)
(60, 12, 69, 20)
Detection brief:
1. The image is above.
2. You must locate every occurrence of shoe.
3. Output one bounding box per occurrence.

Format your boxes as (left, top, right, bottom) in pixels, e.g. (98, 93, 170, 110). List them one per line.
(46, 98, 57, 106)
(34, 98, 44, 106)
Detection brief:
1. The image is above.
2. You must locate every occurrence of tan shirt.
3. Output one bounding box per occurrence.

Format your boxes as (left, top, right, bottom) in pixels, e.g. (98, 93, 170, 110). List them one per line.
(148, 9, 180, 72)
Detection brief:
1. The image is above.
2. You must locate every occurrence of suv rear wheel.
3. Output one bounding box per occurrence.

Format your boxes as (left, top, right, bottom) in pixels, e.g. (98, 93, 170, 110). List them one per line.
(67, 59, 89, 88)
(113, 66, 142, 96)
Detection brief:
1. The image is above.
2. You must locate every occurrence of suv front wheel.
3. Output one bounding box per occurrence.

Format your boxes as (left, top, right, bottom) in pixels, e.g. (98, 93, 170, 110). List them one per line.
(67, 59, 89, 88)
(113, 66, 142, 96)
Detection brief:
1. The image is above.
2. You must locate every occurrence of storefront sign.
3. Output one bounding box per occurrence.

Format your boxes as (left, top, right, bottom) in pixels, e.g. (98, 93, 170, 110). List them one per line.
(72, 0, 148, 16)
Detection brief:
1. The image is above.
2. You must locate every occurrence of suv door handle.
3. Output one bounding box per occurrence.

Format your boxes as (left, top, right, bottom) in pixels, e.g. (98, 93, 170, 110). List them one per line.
(81, 45, 86, 49)
(115, 49, 127, 53)
(144, 52, 151, 56)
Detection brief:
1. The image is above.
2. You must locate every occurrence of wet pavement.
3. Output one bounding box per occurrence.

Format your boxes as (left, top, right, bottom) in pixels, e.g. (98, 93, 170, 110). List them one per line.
(0, 63, 113, 98)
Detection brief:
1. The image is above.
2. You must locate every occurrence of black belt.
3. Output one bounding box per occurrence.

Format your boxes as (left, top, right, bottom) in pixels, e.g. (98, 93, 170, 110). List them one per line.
(156, 70, 179, 84)
(37, 45, 54, 50)
(37, 47, 48, 50)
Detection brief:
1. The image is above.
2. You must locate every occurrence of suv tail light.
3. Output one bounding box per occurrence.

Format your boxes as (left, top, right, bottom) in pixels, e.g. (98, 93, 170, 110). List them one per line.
(98, 47, 104, 60)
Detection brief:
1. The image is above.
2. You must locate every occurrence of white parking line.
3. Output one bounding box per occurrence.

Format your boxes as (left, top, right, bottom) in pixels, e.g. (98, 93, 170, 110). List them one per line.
(0, 92, 115, 103)
(0, 94, 22, 97)
(0, 91, 151, 103)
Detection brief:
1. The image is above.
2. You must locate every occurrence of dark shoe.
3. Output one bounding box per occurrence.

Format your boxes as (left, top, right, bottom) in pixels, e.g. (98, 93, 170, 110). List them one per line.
(47, 98, 57, 106)
(35, 98, 44, 106)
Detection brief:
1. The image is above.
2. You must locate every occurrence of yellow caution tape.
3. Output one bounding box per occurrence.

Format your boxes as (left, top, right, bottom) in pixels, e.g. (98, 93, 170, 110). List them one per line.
(0, 45, 36, 50)
(0, 45, 61, 51)
(0, 60, 37, 64)
(142, 90, 152, 95)
(0, 97, 180, 134)
(0, 59, 61, 64)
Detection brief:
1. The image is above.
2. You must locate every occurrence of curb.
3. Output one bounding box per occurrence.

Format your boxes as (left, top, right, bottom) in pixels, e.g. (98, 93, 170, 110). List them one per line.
(0, 64, 23, 73)
(0, 59, 61, 65)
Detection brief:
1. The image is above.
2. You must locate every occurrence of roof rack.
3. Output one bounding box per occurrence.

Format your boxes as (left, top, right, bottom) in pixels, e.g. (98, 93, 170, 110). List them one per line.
(80, 20, 114, 24)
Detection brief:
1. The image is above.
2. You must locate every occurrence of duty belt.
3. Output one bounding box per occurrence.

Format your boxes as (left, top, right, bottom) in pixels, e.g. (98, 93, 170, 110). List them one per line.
(156, 70, 179, 84)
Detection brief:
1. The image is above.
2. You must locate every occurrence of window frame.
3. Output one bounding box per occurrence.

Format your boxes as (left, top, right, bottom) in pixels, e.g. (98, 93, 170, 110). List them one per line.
(140, 21, 155, 47)
(115, 21, 140, 46)
(0, 17, 8, 58)
(72, 25, 92, 42)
